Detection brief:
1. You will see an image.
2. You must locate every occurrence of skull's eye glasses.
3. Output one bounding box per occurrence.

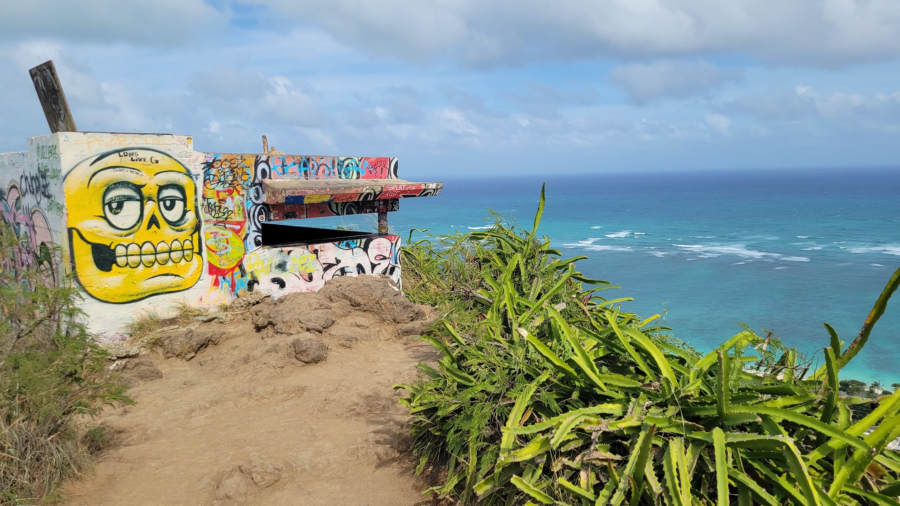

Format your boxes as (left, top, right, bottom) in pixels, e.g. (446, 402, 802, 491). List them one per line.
(102, 182, 143, 230)
(158, 185, 188, 225)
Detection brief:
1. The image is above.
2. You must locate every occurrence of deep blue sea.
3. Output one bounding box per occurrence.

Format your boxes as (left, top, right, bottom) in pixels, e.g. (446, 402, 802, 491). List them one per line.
(331, 168, 900, 385)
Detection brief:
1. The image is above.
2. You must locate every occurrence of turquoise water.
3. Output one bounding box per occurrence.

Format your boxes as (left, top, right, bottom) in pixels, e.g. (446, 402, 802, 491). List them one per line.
(336, 168, 900, 385)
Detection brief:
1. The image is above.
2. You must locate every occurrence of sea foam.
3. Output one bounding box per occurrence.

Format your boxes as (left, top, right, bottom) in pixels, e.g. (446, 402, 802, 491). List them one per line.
(846, 244, 900, 256)
(563, 238, 631, 252)
(673, 244, 809, 262)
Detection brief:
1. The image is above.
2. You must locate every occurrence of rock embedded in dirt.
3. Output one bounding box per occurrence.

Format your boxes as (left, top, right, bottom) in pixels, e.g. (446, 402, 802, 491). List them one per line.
(120, 357, 163, 384)
(159, 326, 221, 360)
(251, 307, 273, 330)
(385, 295, 426, 324)
(272, 308, 336, 334)
(397, 320, 429, 337)
(230, 292, 270, 311)
(298, 310, 336, 333)
(327, 322, 366, 348)
(239, 455, 284, 488)
(291, 336, 328, 364)
(336, 334, 359, 348)
(214, 468, 251, 503)
(319, 275, 430, 324)
(105, 340, 142, 359)
(319, 276, 396, 311)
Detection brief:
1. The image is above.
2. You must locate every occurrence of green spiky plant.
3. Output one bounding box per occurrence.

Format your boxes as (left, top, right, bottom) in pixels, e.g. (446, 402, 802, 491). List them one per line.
(399, 184, 900, 505)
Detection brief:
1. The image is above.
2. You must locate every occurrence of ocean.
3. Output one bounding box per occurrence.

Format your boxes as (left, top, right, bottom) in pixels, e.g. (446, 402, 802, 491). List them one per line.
(336, 168, 900, 385)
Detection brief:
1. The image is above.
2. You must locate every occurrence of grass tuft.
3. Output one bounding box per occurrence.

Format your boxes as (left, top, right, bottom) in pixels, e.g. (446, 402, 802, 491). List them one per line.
(0, 220, 130, 502)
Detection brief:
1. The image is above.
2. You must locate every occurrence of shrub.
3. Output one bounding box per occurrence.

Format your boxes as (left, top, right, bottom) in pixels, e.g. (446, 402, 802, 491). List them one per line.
(0, 220, 129, 502)
(400, 185, 900, 505)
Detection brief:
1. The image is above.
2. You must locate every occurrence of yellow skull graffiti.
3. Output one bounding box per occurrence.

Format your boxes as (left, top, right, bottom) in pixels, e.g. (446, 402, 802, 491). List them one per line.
(64, 148, 202, 303)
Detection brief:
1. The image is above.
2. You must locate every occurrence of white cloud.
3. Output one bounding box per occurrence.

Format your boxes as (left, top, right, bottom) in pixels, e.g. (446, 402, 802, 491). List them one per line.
(0, 0, 228, 46)
(733, 84, 900, 126)
(439, 108, 479, 136)
(248, 0, 900, 66)
(610, 60, 740, 103)
(705, 113, 731, 135)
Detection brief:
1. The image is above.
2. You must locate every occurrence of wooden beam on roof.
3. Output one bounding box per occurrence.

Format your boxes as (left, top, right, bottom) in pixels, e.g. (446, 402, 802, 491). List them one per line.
(29, 60, 77, 133)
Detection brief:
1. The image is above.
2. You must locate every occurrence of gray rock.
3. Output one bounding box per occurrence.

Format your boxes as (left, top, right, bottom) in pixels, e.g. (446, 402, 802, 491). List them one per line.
(214, 468, 251, 503)
(251, 307, 273, 330)
(121, 357, 163, 384)
(273, 309, 336, 334)
(160, 326, 220, 360)
(239, 455, 283, 488)
(291, 336, 328, 364)
(397, 320, 429, 337)
(105, 340, 141, 359)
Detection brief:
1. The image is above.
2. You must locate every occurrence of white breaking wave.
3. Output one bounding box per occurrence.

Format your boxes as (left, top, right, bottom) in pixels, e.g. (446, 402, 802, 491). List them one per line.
(872, 263, 885, 267)
(467, 225, 492, 230)
(562, 238, 601, 248)
(648, 251, 668, 257)
(796, 235, 809, 239)
(605, 230, 632, 238)
(673, 243, 809, 262)
(590, 225, 603, 229)
(801, 246, 823, 251)
(582, 245, 632, 252)
(846, 244, 900, 256)
(775, 266, 789, 270)
(562, 238, 631, 252)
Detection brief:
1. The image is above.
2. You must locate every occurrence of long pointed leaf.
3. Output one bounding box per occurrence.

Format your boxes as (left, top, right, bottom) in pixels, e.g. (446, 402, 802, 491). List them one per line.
(712, 427, 729, 506)
(500, 373, 549, 455)
(728, 468, 779, 506)
(730, 405, 870, 453)
(511, 474, 554, 504)
(610, 424, 657, 505)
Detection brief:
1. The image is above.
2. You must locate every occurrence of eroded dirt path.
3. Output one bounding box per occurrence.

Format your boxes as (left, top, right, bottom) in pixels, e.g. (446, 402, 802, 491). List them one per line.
(63, 277, 438, 506)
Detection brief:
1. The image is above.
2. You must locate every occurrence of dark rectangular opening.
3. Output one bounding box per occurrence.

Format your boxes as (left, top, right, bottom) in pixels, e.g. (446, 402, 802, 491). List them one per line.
(260, 222, 379, 247)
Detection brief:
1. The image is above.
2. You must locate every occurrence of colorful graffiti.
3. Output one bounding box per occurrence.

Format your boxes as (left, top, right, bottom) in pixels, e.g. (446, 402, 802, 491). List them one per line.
(0, 132, 444, 342)
(266, 181, 441, 206)
(0, 182, 55, 282)
(200, 154, 258, 296)
(242, 235, 401, 296)
(63, 148, 202, 303)
(268, 199, 399, 221)
(197, 150, 438, 300)
(267, 155, 397, 180)
(247, 156, 271, 249)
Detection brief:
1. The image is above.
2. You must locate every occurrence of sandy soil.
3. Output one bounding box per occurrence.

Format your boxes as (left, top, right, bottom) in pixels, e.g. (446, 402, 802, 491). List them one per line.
(62, 277, 439, 506)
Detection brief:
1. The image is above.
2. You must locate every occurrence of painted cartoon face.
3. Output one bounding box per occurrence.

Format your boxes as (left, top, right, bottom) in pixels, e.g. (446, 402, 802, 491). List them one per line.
(64, 148, 202, 303)
(366, 237, 397, 276)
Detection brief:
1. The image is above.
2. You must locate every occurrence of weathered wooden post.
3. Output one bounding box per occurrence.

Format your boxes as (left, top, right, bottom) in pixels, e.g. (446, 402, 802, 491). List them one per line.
(29, 60, 77, 133)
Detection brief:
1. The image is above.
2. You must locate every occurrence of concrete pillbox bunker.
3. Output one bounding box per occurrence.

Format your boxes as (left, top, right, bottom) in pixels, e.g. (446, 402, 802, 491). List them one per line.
(0, 131, 442, 341)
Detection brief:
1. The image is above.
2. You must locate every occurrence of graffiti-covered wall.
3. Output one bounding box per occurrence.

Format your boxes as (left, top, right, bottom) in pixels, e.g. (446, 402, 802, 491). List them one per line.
(0, 139, 64, 287)
(0, 132, 410, 341)
(198, 152, 404, 304)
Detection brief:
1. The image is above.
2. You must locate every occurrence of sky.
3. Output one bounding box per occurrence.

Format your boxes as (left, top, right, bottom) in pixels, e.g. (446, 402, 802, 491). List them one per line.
(4, 1, 900, 178)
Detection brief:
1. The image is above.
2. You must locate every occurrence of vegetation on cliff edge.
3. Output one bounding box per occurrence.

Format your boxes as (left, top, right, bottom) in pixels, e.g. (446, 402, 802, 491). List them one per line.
(400, 185, 900, 505)
(0, 221, 129, 503)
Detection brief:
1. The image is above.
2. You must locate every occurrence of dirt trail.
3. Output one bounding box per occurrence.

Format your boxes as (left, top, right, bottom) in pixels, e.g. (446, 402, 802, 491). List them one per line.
(63, 276, 439, 506)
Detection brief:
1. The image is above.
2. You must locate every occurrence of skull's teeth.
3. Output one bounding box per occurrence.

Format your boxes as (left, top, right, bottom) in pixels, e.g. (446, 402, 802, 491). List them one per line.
(113, 239, 196, 268)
